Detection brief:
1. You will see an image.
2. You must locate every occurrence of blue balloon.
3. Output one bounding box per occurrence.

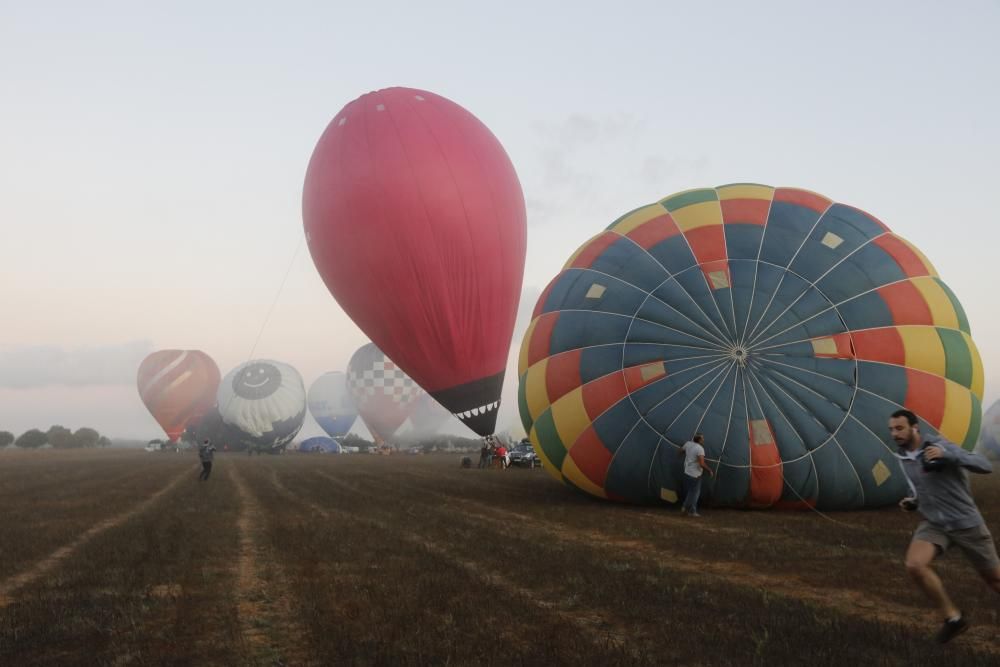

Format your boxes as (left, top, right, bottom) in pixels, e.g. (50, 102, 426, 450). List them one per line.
(308, 371, 358, 437)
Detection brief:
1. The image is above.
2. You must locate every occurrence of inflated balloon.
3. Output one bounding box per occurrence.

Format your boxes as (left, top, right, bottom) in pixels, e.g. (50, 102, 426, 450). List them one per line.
(303, 87, 527, 436)
(307, 372, 357, 438)
(137, 350, 220, 442)
(519, 184, 983, 509)
(975, 400, 1000, 459)
(346, 343, 421, 443)
(218, 360, 306, 452)
(299, 436, 342, 454)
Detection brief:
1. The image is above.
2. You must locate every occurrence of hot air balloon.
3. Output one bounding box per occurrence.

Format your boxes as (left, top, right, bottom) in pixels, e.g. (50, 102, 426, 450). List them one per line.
(217, 360, 306, 453)
(406, 393, 456, 439)
(307, 372, 357, 438)
(346, 343, 422, 443)
(137, 350, 220, 442)
(303, 87, 527, 436)
(299, 436, 343, 454)
(975, 400, 1000, 460)
(519, 184, 983, 510)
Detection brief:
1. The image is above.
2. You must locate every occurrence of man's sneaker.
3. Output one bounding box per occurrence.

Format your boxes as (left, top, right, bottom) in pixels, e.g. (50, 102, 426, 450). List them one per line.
(936, 614, 969, 644)
(689, 512, 702, 517)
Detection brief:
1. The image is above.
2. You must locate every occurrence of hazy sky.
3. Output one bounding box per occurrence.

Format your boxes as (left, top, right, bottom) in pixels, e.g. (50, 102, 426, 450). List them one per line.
(2, 1, 998, 440)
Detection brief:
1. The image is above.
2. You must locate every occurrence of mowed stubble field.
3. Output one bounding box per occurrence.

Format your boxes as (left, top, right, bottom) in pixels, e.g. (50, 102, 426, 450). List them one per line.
(1, 450, 999, 666)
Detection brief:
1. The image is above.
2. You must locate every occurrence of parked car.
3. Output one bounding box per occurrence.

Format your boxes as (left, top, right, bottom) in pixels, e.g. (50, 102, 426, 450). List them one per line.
(508, 442, 540, 468)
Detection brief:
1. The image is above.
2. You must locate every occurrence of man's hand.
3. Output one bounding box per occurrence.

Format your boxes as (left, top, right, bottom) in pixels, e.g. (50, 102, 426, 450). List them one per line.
(923, 445, 944, 461)
(899, 497, 918, 512)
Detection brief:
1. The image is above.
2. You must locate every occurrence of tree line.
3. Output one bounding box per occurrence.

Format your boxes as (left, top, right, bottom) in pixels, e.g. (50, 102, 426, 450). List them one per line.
(0, 426, 112, 449)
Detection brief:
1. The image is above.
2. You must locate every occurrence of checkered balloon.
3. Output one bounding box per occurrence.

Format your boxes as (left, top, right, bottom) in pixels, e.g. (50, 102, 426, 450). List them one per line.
(347, 355, 422, 404)
(347, 342, 424, 441)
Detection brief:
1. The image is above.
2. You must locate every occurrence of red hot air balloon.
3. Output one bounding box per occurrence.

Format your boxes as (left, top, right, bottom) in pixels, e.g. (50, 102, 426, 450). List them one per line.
(303, 87, 527, 436)
(346, 343, 422, 444)
(137, 350, 221, 442)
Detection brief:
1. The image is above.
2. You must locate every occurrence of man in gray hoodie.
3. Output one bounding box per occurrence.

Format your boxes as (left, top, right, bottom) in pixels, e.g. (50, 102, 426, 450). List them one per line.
(890, 409, 1000, 643)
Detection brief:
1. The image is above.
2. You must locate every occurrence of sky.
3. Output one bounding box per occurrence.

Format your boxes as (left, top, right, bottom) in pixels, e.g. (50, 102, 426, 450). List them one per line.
(1, 1, 999, 441)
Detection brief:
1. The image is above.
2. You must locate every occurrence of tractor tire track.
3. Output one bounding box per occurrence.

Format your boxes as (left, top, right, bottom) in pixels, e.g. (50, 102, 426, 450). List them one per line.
(338, 470, 1000, 656)
(0, 468, 189, 609)
(277, 469, 642, 658)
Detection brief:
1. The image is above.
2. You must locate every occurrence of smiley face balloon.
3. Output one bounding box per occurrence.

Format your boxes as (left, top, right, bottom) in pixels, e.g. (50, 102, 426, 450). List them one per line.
(217, 359, 306, 452)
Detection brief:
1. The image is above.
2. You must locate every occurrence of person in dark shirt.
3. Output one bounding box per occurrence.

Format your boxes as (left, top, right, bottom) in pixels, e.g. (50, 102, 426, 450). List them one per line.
(198, 439, 216, 481)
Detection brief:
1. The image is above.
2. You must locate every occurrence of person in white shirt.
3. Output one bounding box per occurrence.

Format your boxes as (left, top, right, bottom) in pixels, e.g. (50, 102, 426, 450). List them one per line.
(679, 433, 713, 516)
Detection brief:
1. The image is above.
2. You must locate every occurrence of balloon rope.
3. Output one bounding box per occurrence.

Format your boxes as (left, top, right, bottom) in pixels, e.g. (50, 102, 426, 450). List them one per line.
(778, 476, 860, 529)
(242, 238, 303, 366)
(218, 238, 303, 423)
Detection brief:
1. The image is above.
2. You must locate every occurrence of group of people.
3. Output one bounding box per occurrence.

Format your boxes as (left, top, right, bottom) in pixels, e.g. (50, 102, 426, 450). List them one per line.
(679, 410, 1000, 644)
(478, 435, 509, 469)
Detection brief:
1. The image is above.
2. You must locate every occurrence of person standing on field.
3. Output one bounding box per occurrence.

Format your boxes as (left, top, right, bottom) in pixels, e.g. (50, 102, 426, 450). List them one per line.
(890, 408, 1000, 643)
(198, 439, 216, 480)
(495, 440, 508, 469)
(478, 439, 490, 469)
(679, 433, 713, 516)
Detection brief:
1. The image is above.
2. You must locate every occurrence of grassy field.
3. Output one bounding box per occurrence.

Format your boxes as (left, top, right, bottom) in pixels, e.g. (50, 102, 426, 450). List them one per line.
(1, 449, 999, 665)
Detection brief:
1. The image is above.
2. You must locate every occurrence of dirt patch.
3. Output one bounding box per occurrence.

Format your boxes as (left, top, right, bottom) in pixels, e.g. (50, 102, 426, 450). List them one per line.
(228, 465, 315, 666)
(148, 583, 183, 599)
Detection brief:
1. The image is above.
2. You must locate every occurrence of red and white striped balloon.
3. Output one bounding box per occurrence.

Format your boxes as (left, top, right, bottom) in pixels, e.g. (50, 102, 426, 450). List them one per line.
(137, 350, 221, 441)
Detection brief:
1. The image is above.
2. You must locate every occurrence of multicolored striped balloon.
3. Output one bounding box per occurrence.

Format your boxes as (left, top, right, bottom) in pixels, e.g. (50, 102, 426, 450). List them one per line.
(137, 350, 221, 442)
(519, 185, 983, 509)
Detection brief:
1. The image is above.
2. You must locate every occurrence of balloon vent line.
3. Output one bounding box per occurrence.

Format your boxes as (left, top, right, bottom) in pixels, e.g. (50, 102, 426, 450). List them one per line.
(219, 238, 303, 419)
(779, 477, 859, 529)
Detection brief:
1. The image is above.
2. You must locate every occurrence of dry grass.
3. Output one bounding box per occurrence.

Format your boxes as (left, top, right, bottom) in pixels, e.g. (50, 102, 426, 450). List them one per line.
(1, 449, 999, 665)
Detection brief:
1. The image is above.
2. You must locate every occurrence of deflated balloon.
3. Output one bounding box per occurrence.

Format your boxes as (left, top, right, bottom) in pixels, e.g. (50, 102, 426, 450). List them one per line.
(520, 184, 983, 509)
(218, 360, 306, 452)
(299, 436, 342, 454)
(975, 400, 1000, 460)
(137, 350, 220, 442)
(303, 87, 527, 436)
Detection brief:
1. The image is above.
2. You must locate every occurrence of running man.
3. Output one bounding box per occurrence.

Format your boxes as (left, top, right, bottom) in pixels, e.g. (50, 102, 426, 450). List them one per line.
(890, 409, 1000, 643)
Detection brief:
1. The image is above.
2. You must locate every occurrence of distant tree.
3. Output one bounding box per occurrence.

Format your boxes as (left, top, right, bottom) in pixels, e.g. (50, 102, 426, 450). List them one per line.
(15, 429, 48, 449)
(0, 431, 14, 448)
(71, 427, 100, 448)
(47, 425, 75, 449)
(97, 436, 112, 448)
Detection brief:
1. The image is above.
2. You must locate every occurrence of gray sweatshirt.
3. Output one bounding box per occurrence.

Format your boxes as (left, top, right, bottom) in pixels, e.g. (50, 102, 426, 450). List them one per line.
(198, 445, 215, 462)
(897, 434, 992, 531)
